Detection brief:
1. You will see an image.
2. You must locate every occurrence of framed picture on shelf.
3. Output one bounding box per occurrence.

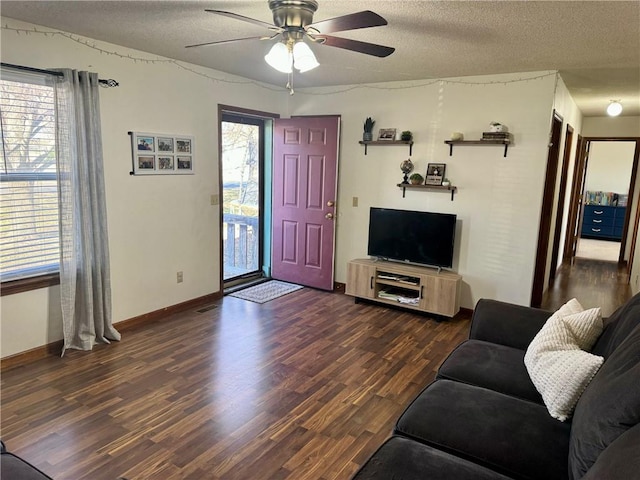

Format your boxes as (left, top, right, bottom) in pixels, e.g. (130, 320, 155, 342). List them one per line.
(377, 128, 396, 141)
(130, 132, 194, 175)
(426, 163, 446, 185)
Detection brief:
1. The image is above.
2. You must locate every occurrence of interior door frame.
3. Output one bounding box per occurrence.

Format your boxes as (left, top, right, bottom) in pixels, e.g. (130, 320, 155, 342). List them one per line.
(531, 111, 563, 307)
(563, 136, 640, 269)
(218, 104, 280, 290)
(563, 134, 588, 261)
(549, 124, 574, 282)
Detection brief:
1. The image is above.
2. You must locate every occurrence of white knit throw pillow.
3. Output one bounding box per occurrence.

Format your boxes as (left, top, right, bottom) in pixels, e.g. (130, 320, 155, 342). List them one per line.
(524, 299, 604, 421)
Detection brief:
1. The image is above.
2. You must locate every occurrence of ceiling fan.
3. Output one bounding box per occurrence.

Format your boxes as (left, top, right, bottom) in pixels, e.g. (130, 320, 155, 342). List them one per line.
(186, 0, 395, 76)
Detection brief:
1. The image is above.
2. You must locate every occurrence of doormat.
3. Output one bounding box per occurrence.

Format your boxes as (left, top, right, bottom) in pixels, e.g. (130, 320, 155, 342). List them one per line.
(229, 280, 303, 304)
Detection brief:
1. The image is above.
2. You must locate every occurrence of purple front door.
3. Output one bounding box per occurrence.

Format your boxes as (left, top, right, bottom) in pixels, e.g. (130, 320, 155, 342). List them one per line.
(271, 116, 340, 290)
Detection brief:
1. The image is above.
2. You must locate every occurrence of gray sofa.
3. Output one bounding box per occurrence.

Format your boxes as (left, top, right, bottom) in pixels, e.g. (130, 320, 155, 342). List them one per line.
(353, 293, 640, 480)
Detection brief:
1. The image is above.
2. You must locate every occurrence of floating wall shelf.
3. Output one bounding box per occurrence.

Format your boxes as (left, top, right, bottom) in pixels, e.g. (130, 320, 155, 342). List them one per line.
(444, 139, 511, 157)
(397, 183, 457, 201)
(359, 140, 413, 155)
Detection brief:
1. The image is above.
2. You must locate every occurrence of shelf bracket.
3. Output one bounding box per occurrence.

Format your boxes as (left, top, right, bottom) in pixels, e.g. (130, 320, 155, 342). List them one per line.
(503, 144, 508, 157)
(364, 143, 368, 155)
(448, 143, 453, 156)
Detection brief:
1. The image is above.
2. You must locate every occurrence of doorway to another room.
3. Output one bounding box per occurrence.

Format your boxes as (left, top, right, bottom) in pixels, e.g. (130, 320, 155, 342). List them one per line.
(220, 108, 275, 290)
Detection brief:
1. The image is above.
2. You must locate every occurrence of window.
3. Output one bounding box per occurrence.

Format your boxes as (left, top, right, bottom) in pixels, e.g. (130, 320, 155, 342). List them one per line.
(1, 69, 60, 285)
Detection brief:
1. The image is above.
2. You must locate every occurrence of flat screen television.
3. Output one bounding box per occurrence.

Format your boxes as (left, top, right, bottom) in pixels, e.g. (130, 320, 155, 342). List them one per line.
(367, 207, 457, 269)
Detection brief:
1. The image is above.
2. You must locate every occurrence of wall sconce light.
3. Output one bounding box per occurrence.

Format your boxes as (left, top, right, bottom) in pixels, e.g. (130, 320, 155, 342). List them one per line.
(606, 100, 623, 117)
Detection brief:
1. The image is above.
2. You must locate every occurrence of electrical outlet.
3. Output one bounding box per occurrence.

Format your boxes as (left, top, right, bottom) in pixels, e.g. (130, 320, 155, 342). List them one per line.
(352, 196, 359, 207)
(177, 271, 183, 283)
(635, 275, 639, 287)
(210, 194, 219, 205)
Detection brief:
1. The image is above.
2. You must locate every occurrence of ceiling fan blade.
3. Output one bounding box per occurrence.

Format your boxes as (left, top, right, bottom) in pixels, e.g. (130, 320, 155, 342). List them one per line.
(307, 10, 387, 34)
(185, 36, 270, 49)
(205, 9, 278, 30)
(315, 35, 395, 58)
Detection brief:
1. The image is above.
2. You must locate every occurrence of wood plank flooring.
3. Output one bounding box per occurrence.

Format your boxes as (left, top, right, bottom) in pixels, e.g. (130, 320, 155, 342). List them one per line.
(1, 289, 471, 480)
(542, 258, 632, 317)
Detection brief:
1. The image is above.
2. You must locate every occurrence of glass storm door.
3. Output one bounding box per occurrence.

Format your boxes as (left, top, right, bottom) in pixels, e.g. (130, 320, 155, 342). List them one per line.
(221, 114, 264, 283)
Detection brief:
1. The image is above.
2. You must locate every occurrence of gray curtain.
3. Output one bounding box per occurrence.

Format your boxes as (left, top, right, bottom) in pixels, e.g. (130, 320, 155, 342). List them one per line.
(54, 69, 120, 355)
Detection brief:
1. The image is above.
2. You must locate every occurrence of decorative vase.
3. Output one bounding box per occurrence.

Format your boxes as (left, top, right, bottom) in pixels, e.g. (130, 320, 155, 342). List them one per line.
(442, 180, 451, 187)
(363, 132, 373, 142)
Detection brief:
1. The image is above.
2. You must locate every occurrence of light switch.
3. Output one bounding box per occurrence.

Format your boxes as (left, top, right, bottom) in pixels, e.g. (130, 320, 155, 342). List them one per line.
(352, 197, 359, 207)
(211, 194, 219, 205)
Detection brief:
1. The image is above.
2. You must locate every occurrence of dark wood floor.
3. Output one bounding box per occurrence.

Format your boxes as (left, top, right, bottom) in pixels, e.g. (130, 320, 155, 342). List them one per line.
(1, 290, 471, 480)
(2, 259, 631, 479)
(541, 257, 633, 317)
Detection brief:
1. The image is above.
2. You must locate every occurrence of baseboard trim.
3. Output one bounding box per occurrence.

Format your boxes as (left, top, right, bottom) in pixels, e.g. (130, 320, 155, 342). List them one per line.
(0, 291, 222, 372)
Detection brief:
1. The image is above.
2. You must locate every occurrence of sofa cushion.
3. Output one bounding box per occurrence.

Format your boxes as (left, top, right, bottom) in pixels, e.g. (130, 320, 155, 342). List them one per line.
(0, 442, 53, 480)
(581, 423, 640, 480)
(395, 380, 571, 480)
(593, 291, 640, 358)
(569, 322, 640, 479)
(437, 339, 542, 404)
(352, 436, 512, 480)
(524, 306, 603, 421)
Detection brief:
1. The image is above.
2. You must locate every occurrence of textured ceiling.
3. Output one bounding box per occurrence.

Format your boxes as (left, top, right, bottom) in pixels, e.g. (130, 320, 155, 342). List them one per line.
(2, 0, 639, 116)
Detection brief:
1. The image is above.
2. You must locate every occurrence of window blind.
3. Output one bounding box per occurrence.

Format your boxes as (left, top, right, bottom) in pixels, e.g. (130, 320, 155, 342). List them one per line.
(0, 69, 60, 282)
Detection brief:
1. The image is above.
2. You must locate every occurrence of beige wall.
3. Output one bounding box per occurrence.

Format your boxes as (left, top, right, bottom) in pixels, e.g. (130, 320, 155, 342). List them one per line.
(582, 116, 640, 137)
(1, 18, 587, 358)
(0, 18, 288, 358)
(291, 71, 560, 309)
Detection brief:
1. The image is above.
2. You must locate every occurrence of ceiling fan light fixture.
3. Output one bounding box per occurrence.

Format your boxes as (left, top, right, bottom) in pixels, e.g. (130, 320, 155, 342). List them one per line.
(265, 42, 292, 73)
(606, 100, 623, 117)
(293, 41, 319, 72)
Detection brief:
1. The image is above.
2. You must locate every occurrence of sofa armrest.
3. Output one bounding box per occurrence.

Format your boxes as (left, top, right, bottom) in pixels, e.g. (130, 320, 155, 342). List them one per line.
(469, 299, 552, 350)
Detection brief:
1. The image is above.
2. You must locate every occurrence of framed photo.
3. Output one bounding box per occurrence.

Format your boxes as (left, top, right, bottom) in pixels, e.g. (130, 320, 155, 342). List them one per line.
(176, 138, 192, 153)
(176, 156, 192, 172)
(158, 156, 174, 171)
(426, 163, 446, 185)
(130, 132, 194, 175)
(137, 155, 155, 170)
(136, 135, 155, 152)
(157, 137, 174, 152)
(377, 128, 396, 141)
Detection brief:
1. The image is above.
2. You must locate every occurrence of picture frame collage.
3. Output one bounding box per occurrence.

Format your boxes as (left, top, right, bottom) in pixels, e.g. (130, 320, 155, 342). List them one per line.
(130, 132, 194, 175)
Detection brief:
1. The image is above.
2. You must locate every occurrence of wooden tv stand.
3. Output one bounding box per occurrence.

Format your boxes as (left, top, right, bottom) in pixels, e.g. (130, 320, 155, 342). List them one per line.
(345, 258, 461, 317)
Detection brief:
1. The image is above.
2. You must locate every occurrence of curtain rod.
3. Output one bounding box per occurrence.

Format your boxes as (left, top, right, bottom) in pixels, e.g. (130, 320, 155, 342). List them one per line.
(0, 62, 119, 87)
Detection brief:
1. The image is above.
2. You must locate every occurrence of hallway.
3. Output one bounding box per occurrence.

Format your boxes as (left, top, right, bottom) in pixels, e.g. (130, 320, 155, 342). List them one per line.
(541, 258, 633, 317)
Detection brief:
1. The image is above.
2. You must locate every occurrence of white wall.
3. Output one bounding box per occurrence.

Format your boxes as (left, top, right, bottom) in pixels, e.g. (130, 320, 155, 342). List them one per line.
(582, 116, 640, 137)
(0, 18, 288, 358)
(585, 142, 635, 193)
(0, 19, 571, 358)
(543, 76, 583, 290)
(290, 72, 558, 309)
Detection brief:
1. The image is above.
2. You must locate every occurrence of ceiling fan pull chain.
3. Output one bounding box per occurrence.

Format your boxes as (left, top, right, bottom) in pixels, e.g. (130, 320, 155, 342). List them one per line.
(286, 71, 295, 95)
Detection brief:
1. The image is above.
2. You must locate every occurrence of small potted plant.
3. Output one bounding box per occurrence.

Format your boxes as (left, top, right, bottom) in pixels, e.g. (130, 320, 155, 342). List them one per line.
(363, 117, 375, 142)
(409, 173, 424, 185)
(401, 130, 413, 141)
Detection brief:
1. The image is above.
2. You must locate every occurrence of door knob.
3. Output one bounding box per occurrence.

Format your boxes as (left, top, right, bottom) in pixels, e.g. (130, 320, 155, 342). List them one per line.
(325, 213, 334, 219)
(327, 201, 335, 207)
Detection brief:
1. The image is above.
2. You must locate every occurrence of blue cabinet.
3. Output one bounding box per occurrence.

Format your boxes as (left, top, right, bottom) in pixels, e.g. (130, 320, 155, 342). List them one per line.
(581, 205, 626, 240)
